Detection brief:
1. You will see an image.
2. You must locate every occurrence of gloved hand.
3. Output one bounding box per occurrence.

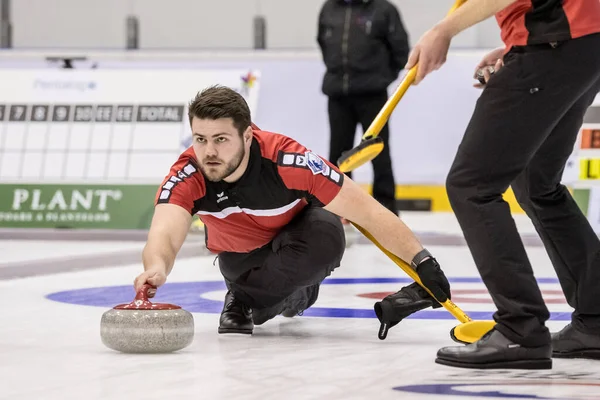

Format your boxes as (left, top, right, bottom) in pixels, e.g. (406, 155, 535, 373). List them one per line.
(415, 257, 451, 303)
(374, 282, 442, 340)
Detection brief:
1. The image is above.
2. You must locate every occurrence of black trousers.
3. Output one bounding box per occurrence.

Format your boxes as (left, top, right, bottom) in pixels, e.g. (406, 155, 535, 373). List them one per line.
(217, 207, 345, 314)
(328, 92, 397, 213)
(446, 32, 600, 347)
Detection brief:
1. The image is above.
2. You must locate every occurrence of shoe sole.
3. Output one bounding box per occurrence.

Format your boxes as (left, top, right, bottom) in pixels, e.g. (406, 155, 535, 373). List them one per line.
(280, 285, 320, 318)
(553, 349, 600, 360)
(281, 311, 297, 318)
(218, 327, 253, 335)
(435, 357, 552, 370)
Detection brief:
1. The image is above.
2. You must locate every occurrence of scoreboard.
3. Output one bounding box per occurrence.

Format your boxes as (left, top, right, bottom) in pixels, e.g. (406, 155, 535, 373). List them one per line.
(0, 69, 260, 183)
(581, 129, 600, 150)
(0, 103, 187, 181)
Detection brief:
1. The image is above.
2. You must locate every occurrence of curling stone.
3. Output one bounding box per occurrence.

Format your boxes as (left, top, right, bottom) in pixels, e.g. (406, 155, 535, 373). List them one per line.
(100, 284, 194, 353)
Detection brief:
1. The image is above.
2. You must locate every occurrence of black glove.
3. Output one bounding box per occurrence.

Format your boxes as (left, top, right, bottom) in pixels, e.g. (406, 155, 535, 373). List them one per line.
(415, 256, 451, 304)
(374, 282, 442, 340)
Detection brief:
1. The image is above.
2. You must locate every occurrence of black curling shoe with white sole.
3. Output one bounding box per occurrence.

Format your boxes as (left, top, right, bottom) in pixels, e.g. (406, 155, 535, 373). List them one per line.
(435, 329, 552, 370)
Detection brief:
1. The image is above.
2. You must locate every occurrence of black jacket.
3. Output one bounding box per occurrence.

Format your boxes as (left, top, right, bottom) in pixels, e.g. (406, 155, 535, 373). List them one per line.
(317, 0, 410, 97)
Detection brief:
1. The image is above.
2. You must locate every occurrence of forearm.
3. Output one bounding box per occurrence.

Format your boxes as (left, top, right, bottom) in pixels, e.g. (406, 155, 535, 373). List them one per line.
(437, 0, 518, 37)
(360, 208, 425, 268)
(142, 232, 178, 275)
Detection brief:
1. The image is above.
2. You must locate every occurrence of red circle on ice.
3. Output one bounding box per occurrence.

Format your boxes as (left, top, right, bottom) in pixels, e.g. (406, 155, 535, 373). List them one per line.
(358, 289, 567, 304)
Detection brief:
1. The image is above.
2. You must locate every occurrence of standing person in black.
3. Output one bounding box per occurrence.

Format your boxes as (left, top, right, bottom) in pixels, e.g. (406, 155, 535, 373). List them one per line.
(317, 0, 409, 215)
(399, 0, 600, 369)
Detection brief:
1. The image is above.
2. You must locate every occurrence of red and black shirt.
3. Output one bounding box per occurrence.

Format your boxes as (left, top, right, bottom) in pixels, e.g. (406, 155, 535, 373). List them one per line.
(155, 127, 344, 254)
(496, 0, 600, 50)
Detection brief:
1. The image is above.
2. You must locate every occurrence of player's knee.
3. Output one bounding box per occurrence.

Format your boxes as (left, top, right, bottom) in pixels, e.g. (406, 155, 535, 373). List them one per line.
(294, 212, 345, 286)
(513, 181, 569, 210)
(446, 165, 508, 209)
(511, 182, 531, 210)
(308, 218, 345, 264)
(445, 168, 470, 206)
(309, 207, 344, 244)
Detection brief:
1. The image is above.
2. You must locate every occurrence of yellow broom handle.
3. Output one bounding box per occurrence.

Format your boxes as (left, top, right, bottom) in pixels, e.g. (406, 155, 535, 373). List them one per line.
(360, 0, 468, 141)
(350, 221, 472, 323)
(361, 67, 416, 140)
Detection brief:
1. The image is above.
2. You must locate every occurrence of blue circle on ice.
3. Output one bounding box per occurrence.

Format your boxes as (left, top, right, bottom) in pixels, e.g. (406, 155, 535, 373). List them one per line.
(45, 277, 571, 320)
(393, 381, 600, 398)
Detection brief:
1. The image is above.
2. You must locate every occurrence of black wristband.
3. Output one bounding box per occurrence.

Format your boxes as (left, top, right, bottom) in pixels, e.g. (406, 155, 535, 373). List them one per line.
(411, 248, 433, 269)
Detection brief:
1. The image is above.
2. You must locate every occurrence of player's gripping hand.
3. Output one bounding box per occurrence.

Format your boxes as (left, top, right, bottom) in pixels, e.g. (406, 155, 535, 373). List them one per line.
(133, 268, 167, 298)
(473, 46, 504, 88)
(415, 257, 451, 303)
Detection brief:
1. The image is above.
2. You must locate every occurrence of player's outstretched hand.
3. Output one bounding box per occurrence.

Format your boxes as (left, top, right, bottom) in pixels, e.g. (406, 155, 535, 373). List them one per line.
(133, 268, 167, 298)
(416, 258, 451, 303)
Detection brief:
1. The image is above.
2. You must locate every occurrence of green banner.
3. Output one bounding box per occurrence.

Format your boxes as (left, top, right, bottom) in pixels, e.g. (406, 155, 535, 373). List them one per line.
(0, 184, 159, 229)
(573, 189, 590, 216)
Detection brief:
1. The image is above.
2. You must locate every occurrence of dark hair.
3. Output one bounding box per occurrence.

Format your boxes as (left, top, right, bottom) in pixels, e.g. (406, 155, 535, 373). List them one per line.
(187, 85, 251, 135)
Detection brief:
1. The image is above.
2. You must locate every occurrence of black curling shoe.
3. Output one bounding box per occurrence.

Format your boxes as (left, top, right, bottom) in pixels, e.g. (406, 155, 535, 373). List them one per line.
(552, 323, 600, 359)
(218, 290, 253, 334)
(435, 329, 552, 370)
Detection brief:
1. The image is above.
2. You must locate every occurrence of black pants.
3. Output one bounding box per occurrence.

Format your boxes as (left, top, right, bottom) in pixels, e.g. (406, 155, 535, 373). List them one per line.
(328, 92, 397, 213)
(446, 32, 600, 347)
(217, 207, 345, 318)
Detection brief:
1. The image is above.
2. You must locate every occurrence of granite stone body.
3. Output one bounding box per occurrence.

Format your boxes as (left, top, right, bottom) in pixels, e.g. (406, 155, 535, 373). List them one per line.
(100, 284, 195, 353)
(101, 308, 195, 353)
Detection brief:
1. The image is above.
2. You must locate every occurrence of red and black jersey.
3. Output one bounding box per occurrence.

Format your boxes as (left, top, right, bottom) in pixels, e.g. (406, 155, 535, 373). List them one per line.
(496, 0, 600, 50)
(155, 127, 344, 254)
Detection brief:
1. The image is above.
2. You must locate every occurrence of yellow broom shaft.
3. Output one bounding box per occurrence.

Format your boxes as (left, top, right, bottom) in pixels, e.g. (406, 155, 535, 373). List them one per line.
(447, 0, 467, 13)
(360, 67, 416, 141)
(350, 221, 472, 323)
(358, 0, 467, 142)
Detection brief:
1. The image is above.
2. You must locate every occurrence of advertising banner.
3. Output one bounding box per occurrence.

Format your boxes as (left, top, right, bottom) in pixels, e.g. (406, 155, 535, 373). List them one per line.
(0, 183, 158, 229)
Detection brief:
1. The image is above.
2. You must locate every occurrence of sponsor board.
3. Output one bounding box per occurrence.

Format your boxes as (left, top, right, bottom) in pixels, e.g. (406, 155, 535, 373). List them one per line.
(0, 183, 157, 229)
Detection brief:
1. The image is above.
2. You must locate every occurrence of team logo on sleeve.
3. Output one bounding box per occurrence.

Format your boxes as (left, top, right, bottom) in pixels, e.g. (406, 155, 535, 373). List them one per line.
(306, 152, 328, 175)
(278, 151, 342, 185)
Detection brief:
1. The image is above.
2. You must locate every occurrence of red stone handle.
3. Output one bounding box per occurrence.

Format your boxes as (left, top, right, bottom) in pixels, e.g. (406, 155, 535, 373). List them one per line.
(135, 284, 155, 302)
(113, 283, 181, 310)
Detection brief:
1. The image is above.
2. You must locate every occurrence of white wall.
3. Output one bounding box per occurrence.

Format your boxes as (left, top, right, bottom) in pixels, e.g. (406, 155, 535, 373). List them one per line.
(10, 0, 503, 49)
